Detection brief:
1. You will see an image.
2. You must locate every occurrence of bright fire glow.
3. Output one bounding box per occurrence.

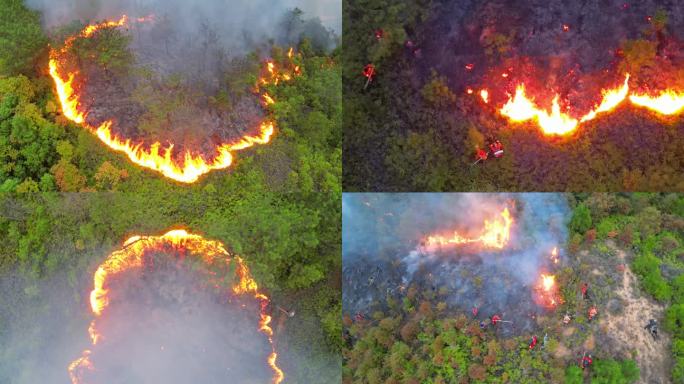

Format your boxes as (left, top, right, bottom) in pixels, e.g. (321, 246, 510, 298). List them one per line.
(496, 73, 683, 136)
(534, 272, 559, 309)
(69, 229, 283, 384)
(426, 207, 513, 250)
(550, 247, 559, 264)
(480, 89, 489, 103)
(49, 15, 298, 183)
(629, 90, 684, 115)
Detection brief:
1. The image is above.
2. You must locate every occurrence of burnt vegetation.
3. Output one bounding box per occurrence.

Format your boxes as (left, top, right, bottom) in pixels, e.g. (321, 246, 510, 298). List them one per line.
(343, 0, 684, 191)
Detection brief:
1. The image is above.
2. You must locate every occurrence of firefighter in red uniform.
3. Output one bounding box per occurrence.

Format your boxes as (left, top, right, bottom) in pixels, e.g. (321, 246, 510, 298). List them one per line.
(588, 306, 598, 322)
(581, 354, 593, 368)
(476, 147, 488, 162)
(529, 335, 538, 350)
(374, 29, 384, 40)
(363, 64, 376, 90)
(491, 314, 501, 325)
(489, 140, 504, 158)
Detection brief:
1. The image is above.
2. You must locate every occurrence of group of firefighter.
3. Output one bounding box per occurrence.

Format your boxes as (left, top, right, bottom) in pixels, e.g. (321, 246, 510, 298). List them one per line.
(363, 28, 508, 165)
(469, 282, 660, 370)
(357, 280, 662, 370)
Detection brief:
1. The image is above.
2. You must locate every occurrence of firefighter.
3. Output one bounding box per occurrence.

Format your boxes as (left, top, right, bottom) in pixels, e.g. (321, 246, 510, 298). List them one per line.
(476, 147, 488, 162)
(563, 313, 572, 324)
(362, 64, 376, 90)
(581, 283, 590, 300)
(491, 314, 501, 326)
(645, 319, 659, 340)
(489, 139, 504, 158)
(374, 29, 384, 40)
(581, 354, 593, 369)
(529, 335, 538, 350)
(588, 306, 598, 322)
(472, 306, 479, 317)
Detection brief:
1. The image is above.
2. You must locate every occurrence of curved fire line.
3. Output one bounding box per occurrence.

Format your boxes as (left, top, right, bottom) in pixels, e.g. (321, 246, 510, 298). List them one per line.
(49, 15, 301, 183)
(477, 73, 684, 136)
(67, 229, 284, 384)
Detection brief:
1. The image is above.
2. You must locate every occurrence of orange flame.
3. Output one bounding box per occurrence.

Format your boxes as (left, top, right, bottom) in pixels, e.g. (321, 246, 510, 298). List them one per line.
(426, 207, 513, 250)
(629, 90, 684, 115)
(70, 229, 283, 383)
(49, 16, 298, 183)
(497, 74, 683, 135)
(541, 274, 555, 291)
(534, 273, 559, 309)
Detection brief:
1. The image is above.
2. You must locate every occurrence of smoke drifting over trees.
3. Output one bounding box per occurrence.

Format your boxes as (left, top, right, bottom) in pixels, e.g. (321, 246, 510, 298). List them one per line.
(27, 0, 340, 49)
(343, 193, 570, 334)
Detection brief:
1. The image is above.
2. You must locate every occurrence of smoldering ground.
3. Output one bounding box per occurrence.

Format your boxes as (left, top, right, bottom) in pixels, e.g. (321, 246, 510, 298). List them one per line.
(342, 193, 570, 336)
(0, 249, 275, 384)
(36, 0, 339, 159)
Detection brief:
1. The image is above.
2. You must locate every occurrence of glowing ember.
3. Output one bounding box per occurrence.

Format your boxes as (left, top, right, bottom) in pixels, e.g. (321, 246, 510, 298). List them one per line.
(426, 207, 513, 250)
(497, 73, 683, 136)
(69, 229, 284, 384)
(49, 16, 298, 183)
(629, 90, 684, 115)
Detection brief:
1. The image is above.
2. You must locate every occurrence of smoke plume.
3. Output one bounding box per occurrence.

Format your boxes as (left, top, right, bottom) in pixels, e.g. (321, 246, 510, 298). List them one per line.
(343, 193, 570, 335)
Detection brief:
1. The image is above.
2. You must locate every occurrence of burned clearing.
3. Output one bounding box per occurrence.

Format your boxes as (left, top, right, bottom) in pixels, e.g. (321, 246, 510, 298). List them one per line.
(342, 193, 683, 383)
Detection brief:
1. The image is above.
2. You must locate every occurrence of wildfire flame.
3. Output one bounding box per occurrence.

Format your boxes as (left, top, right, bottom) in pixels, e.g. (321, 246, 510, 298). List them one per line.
(534, 272, 559, 309)
(629, 90, 684, 115)
(494, 74, 683, 135)
(426, 207, 513, 250)
(69, 229, 284, 384)
(49, 15, 299, 183)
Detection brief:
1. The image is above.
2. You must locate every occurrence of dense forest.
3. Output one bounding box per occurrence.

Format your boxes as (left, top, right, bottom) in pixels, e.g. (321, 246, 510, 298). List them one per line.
(343, 0, 684, 191)
(0, 0, 342, 382)
(342, 193, 683, 383)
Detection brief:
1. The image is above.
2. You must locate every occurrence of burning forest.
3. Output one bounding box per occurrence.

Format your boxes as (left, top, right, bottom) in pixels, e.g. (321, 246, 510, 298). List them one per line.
(68, 229, 283, 383)
(48, 14, 299, 183)
(343, 194, 569, 338)
(342, 193, 681, 383)
(343, 0, 684, 191)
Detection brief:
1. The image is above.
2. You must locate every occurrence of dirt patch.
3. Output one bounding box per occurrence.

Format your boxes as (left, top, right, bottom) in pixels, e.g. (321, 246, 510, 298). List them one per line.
(601, 250, 671, 384)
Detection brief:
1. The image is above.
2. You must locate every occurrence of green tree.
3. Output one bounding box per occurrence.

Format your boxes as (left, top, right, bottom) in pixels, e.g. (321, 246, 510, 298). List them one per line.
(570, 204, 592, 234)
(665, 304, 684, 339)
(0, 0, 47, 76)
(565, 365, 583, 384)
(592, 358, 639, 384)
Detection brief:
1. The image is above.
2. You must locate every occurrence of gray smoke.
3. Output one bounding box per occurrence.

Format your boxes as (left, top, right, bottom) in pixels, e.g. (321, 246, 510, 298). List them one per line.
(0, 250, 275, 384)
(26, 0, 341, 36)
(343, 193, 571, 334)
